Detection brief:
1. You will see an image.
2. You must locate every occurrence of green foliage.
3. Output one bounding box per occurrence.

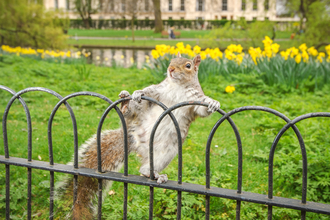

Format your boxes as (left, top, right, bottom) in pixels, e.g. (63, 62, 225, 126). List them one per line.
(252, 115, 330, 208)
(71, 0, 98, 29)
(0, 55, 330, 219)
(70, 19, 230, 30)
(284, 0, 330, 47)
(301, 1, 330, 47)
(0, 0, 69, 49)
(254, 56, 330, 90)
(75, 64, 92, 80)
(200, 20, 278, 49)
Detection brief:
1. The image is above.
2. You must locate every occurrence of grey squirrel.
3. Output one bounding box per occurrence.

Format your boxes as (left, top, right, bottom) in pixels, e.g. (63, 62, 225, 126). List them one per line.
(56, 53, 220, 219)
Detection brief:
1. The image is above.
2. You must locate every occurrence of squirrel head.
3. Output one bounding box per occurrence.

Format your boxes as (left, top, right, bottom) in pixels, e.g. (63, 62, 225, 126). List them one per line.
(167, 52, 201, 83)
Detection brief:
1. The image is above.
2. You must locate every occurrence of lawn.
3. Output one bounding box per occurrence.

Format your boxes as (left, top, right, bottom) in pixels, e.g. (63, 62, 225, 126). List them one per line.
(0, 54, 329, 219)
(68, 29, 212, 39)
(67, 29, 292, 39)
(67, 38, 198, 48)
(67, 29, 294, 50)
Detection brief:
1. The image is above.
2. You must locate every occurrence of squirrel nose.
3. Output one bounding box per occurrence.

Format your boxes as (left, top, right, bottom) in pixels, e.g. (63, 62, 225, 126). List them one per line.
(169, 66, 175, 73)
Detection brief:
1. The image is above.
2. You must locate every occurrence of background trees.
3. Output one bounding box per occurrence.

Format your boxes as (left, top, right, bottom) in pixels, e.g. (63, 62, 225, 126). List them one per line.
(284, 0, 330, 47)
(71, 0, 97, 29)
(100, 0, 154, 42)
(0, 0, 69, 49)
(152, 0, 163, 33)
(72, 0, 163, 34)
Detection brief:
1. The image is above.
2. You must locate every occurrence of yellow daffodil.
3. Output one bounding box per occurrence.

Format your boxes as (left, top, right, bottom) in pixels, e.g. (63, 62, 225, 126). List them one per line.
(325, 45, 330, 56)
(262, 36, 273, 47)
(299, 43, 307, 52)
(151, 49, 160, 59)
(307, 47, 318, 57)
(301, 51, 309, 63)
(225, 85, 235, 93)
(193, 45, 201, 54)
(295, 54, 302, 64)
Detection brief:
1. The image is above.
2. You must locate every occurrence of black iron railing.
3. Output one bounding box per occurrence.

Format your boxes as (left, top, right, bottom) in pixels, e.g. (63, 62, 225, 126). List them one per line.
(1, 85, 330, 220)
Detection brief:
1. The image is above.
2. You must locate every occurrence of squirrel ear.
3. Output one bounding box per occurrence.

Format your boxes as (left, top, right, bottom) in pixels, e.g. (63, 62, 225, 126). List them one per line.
(177, 52, 181, 58)
(193, 55, 201, 67)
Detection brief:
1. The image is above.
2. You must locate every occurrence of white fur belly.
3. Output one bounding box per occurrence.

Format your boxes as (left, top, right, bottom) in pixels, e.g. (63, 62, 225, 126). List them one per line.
(135, 106, 192, 153)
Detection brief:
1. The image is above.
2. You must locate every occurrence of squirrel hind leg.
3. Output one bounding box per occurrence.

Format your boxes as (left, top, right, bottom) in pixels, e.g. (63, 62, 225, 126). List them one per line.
(154, 172, 168, 184)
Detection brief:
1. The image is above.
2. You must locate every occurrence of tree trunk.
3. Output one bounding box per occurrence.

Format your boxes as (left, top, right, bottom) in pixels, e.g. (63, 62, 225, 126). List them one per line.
(131, 17, 135, 42)
(83, 18, 90, 29)
(152, 0, 163, 33)
(299, 0, 306, 33)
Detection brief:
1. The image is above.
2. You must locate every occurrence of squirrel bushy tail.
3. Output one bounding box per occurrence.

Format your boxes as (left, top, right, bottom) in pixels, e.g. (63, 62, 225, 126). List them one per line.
(55, 128, 128, 219)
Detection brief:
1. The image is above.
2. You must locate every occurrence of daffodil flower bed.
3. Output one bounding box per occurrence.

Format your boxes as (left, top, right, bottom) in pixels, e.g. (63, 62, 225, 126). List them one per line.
(149, 37, 330, 90)
(1, 45, 90, 64)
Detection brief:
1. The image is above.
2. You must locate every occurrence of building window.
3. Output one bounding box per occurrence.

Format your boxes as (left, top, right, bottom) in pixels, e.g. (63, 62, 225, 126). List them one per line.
(221, 16, 227, 20)
(169, 17, 173, 20)
(122, 0, 126, 11)
(264, 0, 269, 10)
(99, 0, 103, 10)
(222, 0, 227, 11)
(181, 0, 185, 11)
(169, 0, 173, 11)
(252, 17, 257, 21)
(110, 1, 114, 11)
(145, 0, 149, 11)
(66, 0, 70, 10)
(180, 17, 184, 20)
(253, 0, 258, 11)
(241, 0, 246, 10)
(54, 0, 58, 9)
(197, 0, 204, 11)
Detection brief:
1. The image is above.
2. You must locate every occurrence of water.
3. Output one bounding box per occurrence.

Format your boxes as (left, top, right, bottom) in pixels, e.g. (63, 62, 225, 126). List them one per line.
(82, 47, 153, 68)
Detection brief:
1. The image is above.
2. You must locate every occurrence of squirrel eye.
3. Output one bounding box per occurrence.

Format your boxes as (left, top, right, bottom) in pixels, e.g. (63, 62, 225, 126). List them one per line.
(185, 63, 191, 69)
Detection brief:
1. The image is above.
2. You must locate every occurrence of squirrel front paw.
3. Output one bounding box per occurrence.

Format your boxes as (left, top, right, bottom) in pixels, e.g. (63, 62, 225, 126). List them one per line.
(206, 98, 221, 113)
(132, 90, 144, 103)
(119, 90, 131, 114)
(119, 90, 130, 98)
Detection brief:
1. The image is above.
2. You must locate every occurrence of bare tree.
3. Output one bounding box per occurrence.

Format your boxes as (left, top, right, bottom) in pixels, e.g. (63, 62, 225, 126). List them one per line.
(102, 0, 153, 42)
(152, 0, 163, 33)
(71, 0, 99, 29)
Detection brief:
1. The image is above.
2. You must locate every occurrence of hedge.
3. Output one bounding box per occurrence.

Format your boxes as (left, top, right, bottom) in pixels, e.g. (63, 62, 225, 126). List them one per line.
(69, 19, 230, 30)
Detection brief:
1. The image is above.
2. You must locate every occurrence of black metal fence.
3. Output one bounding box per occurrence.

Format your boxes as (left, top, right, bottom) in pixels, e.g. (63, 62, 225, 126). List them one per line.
(1, 85, 330, 220)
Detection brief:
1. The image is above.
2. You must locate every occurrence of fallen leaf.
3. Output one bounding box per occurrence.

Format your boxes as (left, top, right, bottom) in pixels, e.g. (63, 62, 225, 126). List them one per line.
(108, 190, 115, 196)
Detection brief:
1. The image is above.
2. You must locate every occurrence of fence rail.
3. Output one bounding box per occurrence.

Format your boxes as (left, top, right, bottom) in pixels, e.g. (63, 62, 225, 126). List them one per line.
(1, 85, 330, 220)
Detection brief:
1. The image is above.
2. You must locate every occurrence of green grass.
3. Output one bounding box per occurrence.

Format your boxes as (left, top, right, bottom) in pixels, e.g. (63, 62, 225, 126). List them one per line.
(67, 29, 292, 39)
(68, 29, 212, 39)
(67, 29, 293, 50)
(0, 54, 330, 219)
(67, 38, 198, 48)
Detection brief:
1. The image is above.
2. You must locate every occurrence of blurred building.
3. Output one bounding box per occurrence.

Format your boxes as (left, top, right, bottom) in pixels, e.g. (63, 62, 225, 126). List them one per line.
(43, 0, 298, 21)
